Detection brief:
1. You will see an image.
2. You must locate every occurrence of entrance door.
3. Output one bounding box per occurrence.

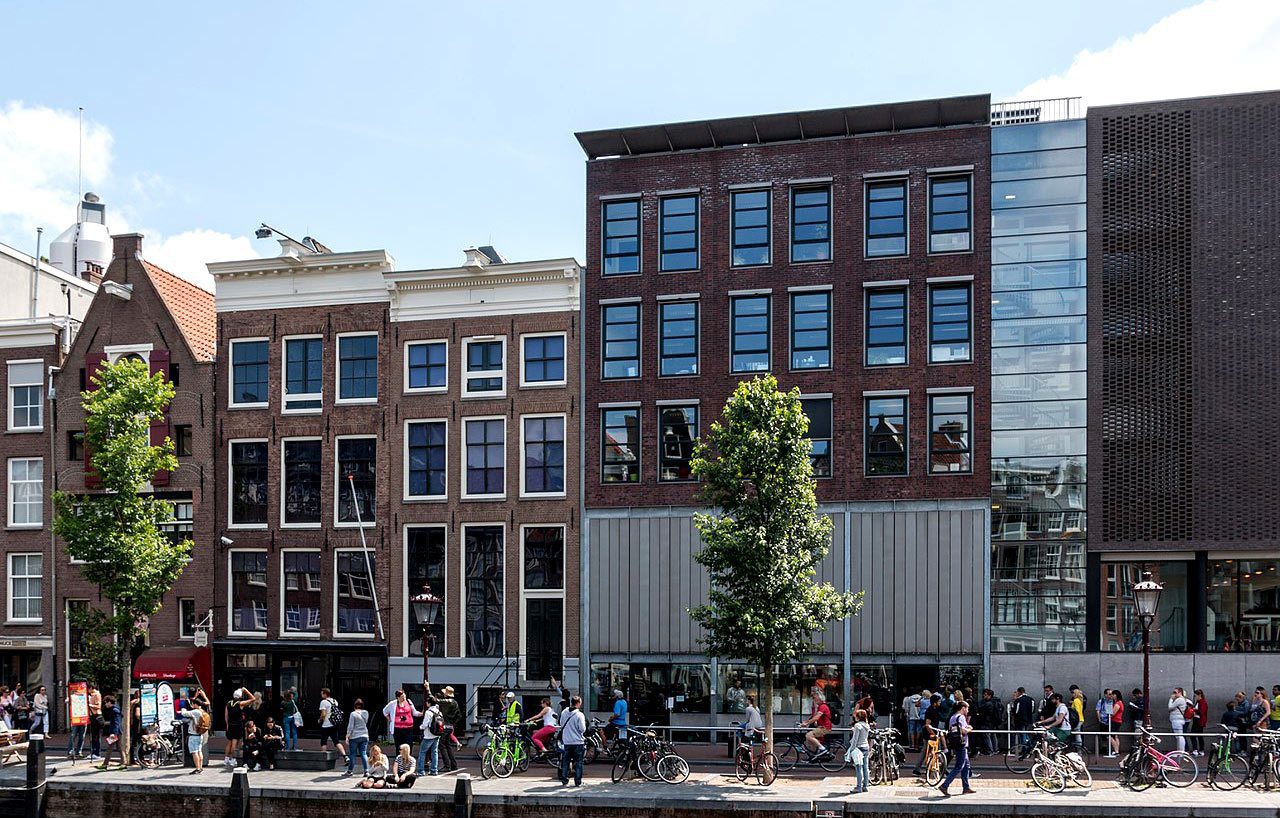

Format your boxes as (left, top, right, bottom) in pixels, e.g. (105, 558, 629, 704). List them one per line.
(524, 598, 563, 683)
(332, 654, 386, 736)
(627, 664, 672, 727)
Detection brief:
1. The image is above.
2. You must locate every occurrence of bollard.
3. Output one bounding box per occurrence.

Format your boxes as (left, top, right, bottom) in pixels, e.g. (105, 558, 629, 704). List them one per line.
(453, 772, 473, 818)
(26, 733, 46, 818)
(182, 722, 194, 768)
(229, 766, 250, 818)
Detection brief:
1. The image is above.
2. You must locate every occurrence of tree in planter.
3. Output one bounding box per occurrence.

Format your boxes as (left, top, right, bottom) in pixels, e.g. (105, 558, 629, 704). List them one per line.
(689, 375, 861, 750)
(53, 357, 190, 765)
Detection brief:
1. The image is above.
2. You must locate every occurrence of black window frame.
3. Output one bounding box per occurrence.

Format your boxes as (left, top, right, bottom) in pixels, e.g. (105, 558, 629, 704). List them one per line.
(522, 415, 565, 496)
(405, 340, 447, 392)
(230, 339, 269, 406)
(230, 441, 269, 526)
(601, 407, 640, 484)
(174, 424, 193, 458)
(282, 438, 323, 526)
(336, 333, 378, 402)
(790, 184, 832, 263)
(799, 397, 833, 478)
(659, 194, 699, 272)
(601, 198, 641, 276)
(464, 418, 506, 497)
(928, 392, 973, 474)
(658, 404, 698, 483)
(864, 178, 908, 257)
(865, 287, 908, 367)
(928, 174, 972, 254)
(730, 188, 771, 267)
(865, 396, 908, 477)
(928, 283, 973, 364)
(730, 294, 771, 373)
(658, 300, 699, 377)
(601, 303, 640, 380)
(406, 420, 447, 499)
(789, 290, 831, 370)
(67, 430, 84, 462)
(335, 437, 377, 525)
(178, 597, 196, 639)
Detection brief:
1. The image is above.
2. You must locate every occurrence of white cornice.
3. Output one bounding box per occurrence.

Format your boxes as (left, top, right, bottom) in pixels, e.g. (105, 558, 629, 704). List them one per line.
(212, 250, 395, 313)
(207, 249, 394, 278)
(386, 258, 581, 322)
(0, 316, 71, 349)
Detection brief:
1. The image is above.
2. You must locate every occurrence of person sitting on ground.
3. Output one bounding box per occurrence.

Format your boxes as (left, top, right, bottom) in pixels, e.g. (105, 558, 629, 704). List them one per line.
(388, 744, 416, 788)
(260, 717, 284, 770)
(359, 744, 388, 789)
(241, 720, 263, 771)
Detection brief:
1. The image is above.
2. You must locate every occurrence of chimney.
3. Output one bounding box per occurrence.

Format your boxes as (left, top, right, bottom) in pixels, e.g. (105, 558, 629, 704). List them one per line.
(112, 232, 144, 261)
(462, 247, 489, 268)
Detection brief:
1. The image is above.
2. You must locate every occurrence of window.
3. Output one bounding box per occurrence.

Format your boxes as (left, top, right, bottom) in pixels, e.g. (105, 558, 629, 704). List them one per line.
(407, 527, 446, 656)
(658, 405, 697, 482)
(800, 398, 832, 478)
(8, 457, 42, 528)
(523, 526, 564, 590)
(866, 288, 907, 366)
(791, 185, 831, 262)
(929, 175, 972, 253)
(659, 301, 698, 376)
(865, 179, 908, 257)
(68, 430, 84, 462)
(8, 360, 42, 430)
(230, 441, 269, 526)
(159, 500, 193, 546)
(7, 553, 41, 622)
(730, 295, 771, 373)
(405, 421, 447, 499)
(463, 337, 505, 397)
(282, 551, 321, 634)
(336, 550, 377, 635)
(521, 334, 565, 386)
(175, 424, 193, 457)
(660, 195, 699, 271)
(464, 526, 504, 656)
(178, 598, 196, 639)
(230, 339, 269, 406)
(602, 407, 640, 484)
(865, 397, 907, 476)
(523, 526, 565, 680)
(229, 551, 268, 634)
(405, 341, 447, 392)
(1205, 560, 1280, 652)
(283, 336, 322, 412)
(602, 199, 640, 275)
(169, 363, 180, 387)
(522, 415, 565, 496)
(929, 393, 972, 473)
(790, 291, 831, 370)
(929, 284, 972, 363)
(336, 437, 376, 525)
(282, 439, 322, 525)
(337, 333, 378, 402)
(67, 600, 89, 677)
(463, 418, 505, 498)
(731, 189, 770, 267)
(602, 304, 640, 379)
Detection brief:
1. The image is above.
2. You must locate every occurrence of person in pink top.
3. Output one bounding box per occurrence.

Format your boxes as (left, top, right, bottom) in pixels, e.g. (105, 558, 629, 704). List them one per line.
(383, 689, 421, 755)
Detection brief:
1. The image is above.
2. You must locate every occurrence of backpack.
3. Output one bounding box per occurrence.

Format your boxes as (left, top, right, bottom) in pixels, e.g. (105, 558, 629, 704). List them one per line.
(326, 699, 345, 728)
(945, 717, 964, 752)
(1067, 704, 1082, 730)
(194, 710, 212, 735)
(429, 707, 445, 736)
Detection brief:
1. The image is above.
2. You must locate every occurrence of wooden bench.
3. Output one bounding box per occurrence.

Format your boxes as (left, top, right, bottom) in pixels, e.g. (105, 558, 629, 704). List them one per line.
(0, 728, 28, 765)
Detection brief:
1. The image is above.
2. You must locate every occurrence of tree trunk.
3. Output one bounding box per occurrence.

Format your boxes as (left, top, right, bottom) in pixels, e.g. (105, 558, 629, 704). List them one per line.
(120, 647, 131, 765)
(763, 659, 775, 752)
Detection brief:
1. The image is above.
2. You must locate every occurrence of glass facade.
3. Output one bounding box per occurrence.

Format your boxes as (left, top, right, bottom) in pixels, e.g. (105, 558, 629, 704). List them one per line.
(990, 118, 1088, 653)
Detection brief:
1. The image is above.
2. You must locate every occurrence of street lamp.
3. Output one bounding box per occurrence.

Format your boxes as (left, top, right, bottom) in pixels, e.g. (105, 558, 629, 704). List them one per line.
(410, 584, 443, 694)
(1132, 573, 1164, 728)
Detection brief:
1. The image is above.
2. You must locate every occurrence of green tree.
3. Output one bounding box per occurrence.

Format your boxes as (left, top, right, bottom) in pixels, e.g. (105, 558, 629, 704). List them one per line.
(53, 357, 190, 764)
(67, 605, 124, 690)
(689, 375, 861, 748)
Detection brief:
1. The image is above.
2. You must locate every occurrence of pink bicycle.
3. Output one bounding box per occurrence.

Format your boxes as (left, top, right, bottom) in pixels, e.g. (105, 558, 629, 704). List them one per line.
(1119, 726, 1198, 790)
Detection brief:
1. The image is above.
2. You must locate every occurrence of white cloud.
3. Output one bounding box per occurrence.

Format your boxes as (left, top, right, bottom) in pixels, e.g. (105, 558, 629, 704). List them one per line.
(143, 229, 257, 292)
(1007, 0, 1280, 106)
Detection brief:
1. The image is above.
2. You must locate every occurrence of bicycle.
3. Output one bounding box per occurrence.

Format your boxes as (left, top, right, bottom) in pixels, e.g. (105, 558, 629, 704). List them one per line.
(1118, 726, 1198, 790)
(1241, 728, 1280, 790)
(1025, 728, 1092, 793)
(609, 730, 659, 782)
(137, 723, 185, 769)
(732, 726, 778, 786)
(867, 726, 903, 785)
(481, 723, 530, 779)
(1207, 724, 1250, 790)
(916, 725, 949, 787)
(775, 722, 847, 773)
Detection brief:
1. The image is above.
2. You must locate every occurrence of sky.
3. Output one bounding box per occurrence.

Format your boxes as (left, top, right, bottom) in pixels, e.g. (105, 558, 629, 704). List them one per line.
(0, 0, 1277, 290)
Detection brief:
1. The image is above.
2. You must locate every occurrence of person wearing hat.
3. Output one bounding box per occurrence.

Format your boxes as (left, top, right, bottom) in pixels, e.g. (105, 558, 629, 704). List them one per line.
(609, 688, 628, 740)
(502, 691, 523, 726)
(437, 686, 461, 772)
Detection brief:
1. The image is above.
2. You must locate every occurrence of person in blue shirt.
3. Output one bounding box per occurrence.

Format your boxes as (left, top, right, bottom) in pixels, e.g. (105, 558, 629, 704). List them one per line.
(609, 689, 628, 739)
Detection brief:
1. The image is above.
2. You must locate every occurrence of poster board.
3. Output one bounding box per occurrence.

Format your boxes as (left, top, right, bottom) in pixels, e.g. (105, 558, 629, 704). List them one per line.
(156, 683, 175, 732)
(140, 682, 157, 727)
(68, 682, 89, 727)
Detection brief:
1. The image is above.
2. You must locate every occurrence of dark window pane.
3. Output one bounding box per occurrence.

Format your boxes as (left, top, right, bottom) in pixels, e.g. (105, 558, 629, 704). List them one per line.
(336, 551, 377, 634)
(464, 526, 504, 656)
(602, 408, 640, 483)
(865, 397, 907, 476)
(407, 341, 447, 390)
(283, 439, 322, 525)
(791, 186, 831, 262)
(523, 526, 564, 590)
(523, 416, 565, 494)
(731, 189, 770, 267)
(285, 337, 323, 407)
(231, 441, 269, 525)
(230, 551, 269, 632)
(407, 528, 446, 656)
(465, 340, 504, 393)
(523, 335, 565, 384)
(865, 180, 907, 257)
(602, 199, 641, 275)
(282, 551, 321, 633)
(865, 288, 907, 366)
(731, 295, 771, 373)
(659, 301, 699, 376)
(338, 334, 378, 400)
(407, 421, 447, 497)
(660, 195, 699, 271)
(659, 405, 697, 482)
(602, 305, 640, 379)
(336, 438, 376, 523)
(465, 419, 505, 496)
(800, 397, 832, 477)
(790, 291, 831, 370)
(929, 285, 971, 362)
(231, 340, 269, 405)
(929, 394, 972, 473)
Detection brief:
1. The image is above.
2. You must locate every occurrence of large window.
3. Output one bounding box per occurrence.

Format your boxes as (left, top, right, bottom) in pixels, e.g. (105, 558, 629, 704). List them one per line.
(159, 500, 193, 547)
(602, 304, 640, 380)
(865, 396, 907, 476)
(929, 393, 972, 473)
(521, 334, 565, 386)
(602, 407, 640, 484)
(717, 663, 844, 716)
(800, 397, 832, 478)
(230, 441, 269, 526)
(407, 527, 446, 657)
(521, 415, 565, 497)
(336, 437, 376, 525)
(282, 551, 321, 634)
(463, 418, 505, 498)
(658, 405, 697, 482)
(1206, 560, 1280, 652)
(7, 457, 42, 527)
(731, 189, 770, 267)
(336, 550, 377, 635)
(405, 341, 447, 393)
(7, 553, 41, 622)
(524, 526, 564, 590)
(406, 420, 447, 499)
(865, 179, 908, 257)
(865, 288, 907, 366)
(463, 337, 505, 397)
(791, 185, 831, 262)
(659, 301, 698, 376)
(730, 295, 771, 373)
(8, 360, 42, 430)
(282, 439, 322, 525)
(336, 333, 378, 402)
(464, 526, 504, 657)
(659, 194, 699, 272)
(928, 175, 972, 253)
(229, 551, 268, 634)
(1100, 561, 1188, 651)
(929, 284, 972, 363)
(790, 291, 831, 370)
(602, 199, 640, 275)
(230, 339, 269, 406)
(283, 336, 322, 412)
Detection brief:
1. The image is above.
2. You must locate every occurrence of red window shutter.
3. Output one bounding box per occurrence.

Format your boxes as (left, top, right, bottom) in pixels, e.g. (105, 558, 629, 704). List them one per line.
(149, 350, 172, 486)
(83, 353, 107, 488)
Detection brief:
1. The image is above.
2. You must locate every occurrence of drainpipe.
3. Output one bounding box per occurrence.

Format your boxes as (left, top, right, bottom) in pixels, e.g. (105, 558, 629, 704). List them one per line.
(48, 363, 61, 728)
(30, 228, 43, 318)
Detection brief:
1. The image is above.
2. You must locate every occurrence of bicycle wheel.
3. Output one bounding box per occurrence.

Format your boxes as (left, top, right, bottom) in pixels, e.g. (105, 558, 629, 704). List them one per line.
(658, 754, 689, 784)
(1209, 753, 1249, 791)
(759, 752, 778, 786)
(1067, 757, 1092, 789)
(775, 743, 799, 772)
(638, 749, 661, 781)
(734, 749, 752, 783)
(1004, 745, 1033, 774)
(584, 738, 599, 765)
(610, 754, 631, 783)
(820, 739, 847, 773)
(869, 751, 884, 785)
(925, 752, 946, 787)
(480, 748, 495, 779)
(473, 732, 490, 761)
(1160, 750, 1198, 787)
(1128, 757, 1156, 791)
(1031, 760, 1066, 793)
(138, 744, 161, 769)
(492, 747, 516, 779)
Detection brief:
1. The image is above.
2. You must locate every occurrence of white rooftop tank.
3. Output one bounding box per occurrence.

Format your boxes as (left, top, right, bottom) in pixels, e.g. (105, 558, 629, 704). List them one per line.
(50, 193, 111, 280)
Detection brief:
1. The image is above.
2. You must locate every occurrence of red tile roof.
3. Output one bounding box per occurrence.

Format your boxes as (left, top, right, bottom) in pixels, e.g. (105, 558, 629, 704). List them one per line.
(142, 261, 216, 362)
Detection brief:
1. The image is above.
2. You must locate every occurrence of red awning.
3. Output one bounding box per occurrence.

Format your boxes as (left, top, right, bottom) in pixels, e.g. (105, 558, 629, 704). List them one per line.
(133, 646, 212, 692)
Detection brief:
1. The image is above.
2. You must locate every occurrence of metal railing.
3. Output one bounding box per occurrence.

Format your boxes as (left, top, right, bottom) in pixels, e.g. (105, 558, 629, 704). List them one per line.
(991, 98, 1083, 125)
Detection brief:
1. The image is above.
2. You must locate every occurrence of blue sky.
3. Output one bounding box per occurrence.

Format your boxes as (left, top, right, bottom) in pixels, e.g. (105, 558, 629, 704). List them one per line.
(1, 0, 1276, 287)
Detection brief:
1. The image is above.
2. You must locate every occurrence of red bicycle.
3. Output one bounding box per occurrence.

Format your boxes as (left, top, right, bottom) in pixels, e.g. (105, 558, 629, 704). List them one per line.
(1119, 726, 1199, 789)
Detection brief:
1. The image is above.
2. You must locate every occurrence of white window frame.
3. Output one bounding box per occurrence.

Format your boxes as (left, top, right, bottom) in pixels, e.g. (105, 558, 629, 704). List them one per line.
(7, 552, 42, 623)
(461, 416, 506, 500)
(460, 522, 506, 659)
(519, 413, 568, 499)
(280, 436, 324, 529)
(281, 334, 323, 414)
(334, 435, 378, 529)
(280, 548, 323, 638)
(518, 523, 566, 682)
(228, 337, 270, 409)
(7, 457, 43, 529)
(178, 597, 196, 640)
(403, 339, 448, 395)
(103, 343, 153, 364)
(227, 439, 269, 530)
(226, 548, 269, 637)
(7, 359, 44, 432)
(335, 331, 379, 405)
(461, 335, 507, 399)
(333, 547, 378, 639)
(403, 418, 448, 501)
(402, 524, 447, 660)
(519, 332, 567, 388)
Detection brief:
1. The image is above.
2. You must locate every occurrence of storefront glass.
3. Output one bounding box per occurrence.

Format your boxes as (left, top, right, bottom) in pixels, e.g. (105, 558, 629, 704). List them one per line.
(1207, 560, 1280, 652)
(1100, 561, 1189, 651)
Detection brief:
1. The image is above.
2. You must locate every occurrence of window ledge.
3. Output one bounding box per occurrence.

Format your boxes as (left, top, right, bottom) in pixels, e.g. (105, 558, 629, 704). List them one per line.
(927, 360, 974, 367)
(404, 388, 448, 396)
(335, 398, 379, 406)
(461, 393, 507, 401)
(228, 524, 270, 531)
(334, 523, 377, 530)
(403, 496, 448, 504)
(520, 492, 568, 501)
(5, 428, 44, 435)
(279, 633, 323, 639)
(461, 495, 507, 502)
(519, 382, 567, 390)
(6, 525, 43, 532)
(280, 523, 323, 530)
(5, 619, 42, 626)
(227, 631, 268, 639)
(228, 403, 269, 411)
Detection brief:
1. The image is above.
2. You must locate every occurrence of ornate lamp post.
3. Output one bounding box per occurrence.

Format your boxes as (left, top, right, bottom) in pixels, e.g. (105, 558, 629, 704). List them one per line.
(1132, 573, 1164, 728)
(410, 584, 443, 694)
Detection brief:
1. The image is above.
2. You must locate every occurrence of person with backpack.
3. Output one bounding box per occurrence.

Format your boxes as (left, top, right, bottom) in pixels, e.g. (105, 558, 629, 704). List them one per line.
(1037, 692, 1071, 744)
(437, 686, 461, 772)
(177, 699, 208, 774)
(558, 695, 588, 787)
(318, 687, 347, 761)
(281, 689, 300, 751)
(417, 695, 444, 777)
(938, 700, 975, 797)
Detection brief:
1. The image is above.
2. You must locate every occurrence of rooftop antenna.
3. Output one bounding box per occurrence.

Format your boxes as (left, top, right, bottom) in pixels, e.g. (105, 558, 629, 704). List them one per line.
(77, 107, 84, 206)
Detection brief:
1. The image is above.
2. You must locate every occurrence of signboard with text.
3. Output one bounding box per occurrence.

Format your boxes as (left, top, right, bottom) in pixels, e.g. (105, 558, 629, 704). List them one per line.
(140, 683, 157, 727)
(68, 682, 89, 727)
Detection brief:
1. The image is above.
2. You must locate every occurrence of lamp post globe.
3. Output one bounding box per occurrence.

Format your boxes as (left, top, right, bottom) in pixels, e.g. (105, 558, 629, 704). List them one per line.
(1131, 572, 1164, 728)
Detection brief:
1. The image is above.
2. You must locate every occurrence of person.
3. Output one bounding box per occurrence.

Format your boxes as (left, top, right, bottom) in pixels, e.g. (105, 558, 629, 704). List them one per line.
(1167, 687, 1189, 752)
(318, 687, 347, 761)
(127, 690, 142, 767)
(1250, 686, 1272, 732)
(1038, 685, 1055, 723)
(558, 695, 588, 787)
(726, 678, 747, 713)
(975, 689, 1001, 756)
(417, 695, 442, 777)
(912, 693, 944, 775)
(344, 698, 371, 776)
(241, 721, 263, 771)
(281, 689, 300, 751)
(389, 743, 416, 788)
(0, 686, 10, 730)
(384, 689, 420, 754)
(1271, 685, 1280, 733)
(222, 687, 252, 767)
(1037, 693, 1071, 744)
(502, 691, 523, 726)
(437, 685, 461, 772)
(87, 682, 103, 760)
(801, 690, 834, 759)
(938, 700, 976, 797)
(528, 697, 558, 755)
(1068, 687, 1086, 750)
(1011, 687, 1034, 752)
(1128, 688, 1146, 728)
(848, 708, 871, 794)
(1107, 689, 1125, 758)
(904, 690, 924, 750)
(936, 688, 954, 724)
(98, 695, 124, 770)
(64, 689, 87, 759)
(1188, 689, 1208, 756)
(260, 717, 284, 770)
(177, 699, 207, 774)
(29, 685, 48, 736)
(12, 686, 30, 731)
(1230, 691, 1251, 752)
(358, 743, 388, 789)
(857, 693, 876, 722)
(743, 694, 764, 741)
(609, 688, 628, 740)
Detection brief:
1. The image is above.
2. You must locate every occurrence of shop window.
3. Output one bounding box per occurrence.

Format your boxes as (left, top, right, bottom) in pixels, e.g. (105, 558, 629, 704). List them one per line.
(1206, 560, 1280, 652)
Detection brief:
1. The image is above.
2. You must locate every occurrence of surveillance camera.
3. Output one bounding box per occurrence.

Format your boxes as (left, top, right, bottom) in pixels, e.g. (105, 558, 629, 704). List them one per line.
(220, 536, 234, 546)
